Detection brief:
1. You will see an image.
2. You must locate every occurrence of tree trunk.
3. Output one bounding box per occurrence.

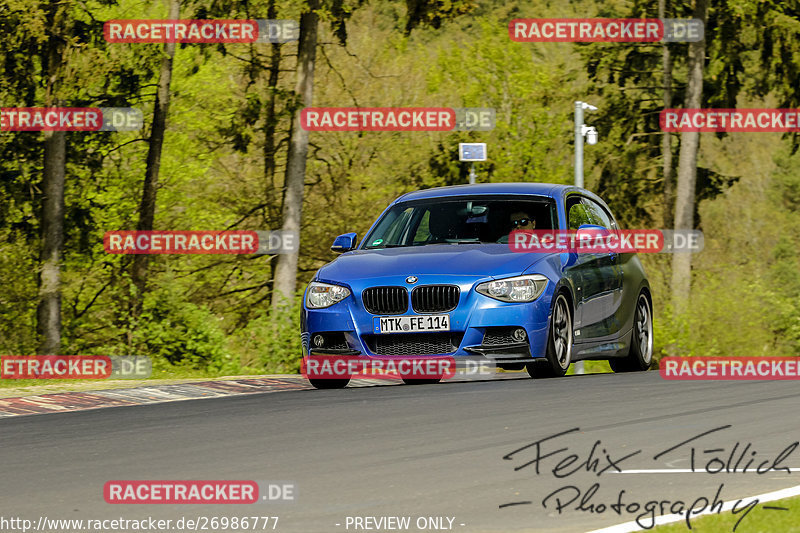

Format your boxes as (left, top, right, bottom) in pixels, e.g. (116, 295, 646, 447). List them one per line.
(671, 0, 708, 316)
(271, 0, 319, 313)
(264, 0, 281, 198)
(262, 0, 283, 309)
(37, 130, 66, 354)
(36, 0, 69, 355)
(131, 0, 180, 307)
(659, 0, 674, 228)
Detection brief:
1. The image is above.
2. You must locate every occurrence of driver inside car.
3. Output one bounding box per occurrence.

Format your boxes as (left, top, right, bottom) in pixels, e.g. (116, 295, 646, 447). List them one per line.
(509, 211, 536, 231)
(497, 210, 536, 243)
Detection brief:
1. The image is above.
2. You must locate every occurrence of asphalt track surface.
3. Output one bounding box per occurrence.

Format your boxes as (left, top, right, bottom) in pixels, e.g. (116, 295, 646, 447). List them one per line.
(2, 372, 800, 533)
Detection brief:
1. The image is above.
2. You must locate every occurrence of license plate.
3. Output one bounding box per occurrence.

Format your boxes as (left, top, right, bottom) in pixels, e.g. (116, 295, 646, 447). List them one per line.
(373, 315, 450, 334)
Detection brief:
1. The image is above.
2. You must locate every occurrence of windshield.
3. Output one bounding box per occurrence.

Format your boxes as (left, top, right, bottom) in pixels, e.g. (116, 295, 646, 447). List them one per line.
(362, 196, 557, 249)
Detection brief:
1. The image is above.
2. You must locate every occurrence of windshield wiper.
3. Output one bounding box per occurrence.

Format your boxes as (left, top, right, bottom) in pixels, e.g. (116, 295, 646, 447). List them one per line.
(424, 239, 483, 245)
(370, 240, 485, 248)
(364, 244, 407, 249)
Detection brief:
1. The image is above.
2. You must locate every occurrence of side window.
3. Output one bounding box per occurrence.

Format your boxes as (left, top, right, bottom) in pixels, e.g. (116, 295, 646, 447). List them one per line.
(581, 198, 615, 229)
(567, 198, 592, 229)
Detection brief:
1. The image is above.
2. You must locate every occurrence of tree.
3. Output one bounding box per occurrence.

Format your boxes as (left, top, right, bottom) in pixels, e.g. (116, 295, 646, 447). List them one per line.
(130, 0, 181, 312)
(270, 0, 475, 312)
(1, 0, 162, 354)
(271, 0, 320, 312)
(36, 0, 72, 354)
(659, 0, 674, 228)
(670, 0, 708, 314)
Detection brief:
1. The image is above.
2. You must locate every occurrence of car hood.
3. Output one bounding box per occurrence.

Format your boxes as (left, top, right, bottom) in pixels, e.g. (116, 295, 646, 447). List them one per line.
(316, 244, 549, 284)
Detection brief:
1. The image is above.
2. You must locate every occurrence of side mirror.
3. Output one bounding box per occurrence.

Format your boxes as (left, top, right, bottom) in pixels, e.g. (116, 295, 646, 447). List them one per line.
(576, 224, 609, 241)
(577, 223, 607, 232)
(331, 232, 358, 254)
(575, 224, 612, 256)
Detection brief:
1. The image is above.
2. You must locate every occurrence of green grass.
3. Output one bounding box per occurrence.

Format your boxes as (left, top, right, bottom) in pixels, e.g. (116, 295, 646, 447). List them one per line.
(652, 495, 800, 533)
(0, 364, 279, 398)
(483, 359, 613, 376)
(568, 360, 612, 374)
(0, 363, 258, 386)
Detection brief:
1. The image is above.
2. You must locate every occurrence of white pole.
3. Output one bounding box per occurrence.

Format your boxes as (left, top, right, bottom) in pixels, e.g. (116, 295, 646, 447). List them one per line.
(574, 100, 585, 375)
(574, 101, 584, 189)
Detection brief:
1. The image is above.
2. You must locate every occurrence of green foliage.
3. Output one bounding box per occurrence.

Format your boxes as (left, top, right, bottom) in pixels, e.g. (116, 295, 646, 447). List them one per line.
(404, 0, 475, 34)
(425, 17, 575, 184)
(0, 235, 38, 355)
(651, 135, 800, 361)
(230, 292, 304, 374)
(2, 0, 800, 374)
(129, 284, 237, 374)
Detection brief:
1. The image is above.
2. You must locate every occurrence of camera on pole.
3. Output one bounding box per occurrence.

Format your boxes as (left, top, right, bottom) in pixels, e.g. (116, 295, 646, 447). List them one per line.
(459, 143, 487, 184)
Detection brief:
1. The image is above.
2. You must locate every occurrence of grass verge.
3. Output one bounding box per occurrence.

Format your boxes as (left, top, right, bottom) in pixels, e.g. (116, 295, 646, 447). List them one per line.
(651, 494, 800, 533)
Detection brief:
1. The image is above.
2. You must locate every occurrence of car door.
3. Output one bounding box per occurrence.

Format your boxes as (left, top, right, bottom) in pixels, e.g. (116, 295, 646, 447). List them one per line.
(566, 196, 623, 342)
(579, 197, 625, 340)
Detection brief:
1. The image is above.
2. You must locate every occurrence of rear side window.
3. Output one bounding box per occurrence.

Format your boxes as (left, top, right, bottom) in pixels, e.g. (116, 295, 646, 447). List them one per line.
(582, 198, 615, 229)
(567, 199, 592, 229)
(567, 196, 616, 230)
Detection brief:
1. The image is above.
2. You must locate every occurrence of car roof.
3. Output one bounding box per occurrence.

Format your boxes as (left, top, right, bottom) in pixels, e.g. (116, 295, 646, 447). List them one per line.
(393, 182, 577, 203)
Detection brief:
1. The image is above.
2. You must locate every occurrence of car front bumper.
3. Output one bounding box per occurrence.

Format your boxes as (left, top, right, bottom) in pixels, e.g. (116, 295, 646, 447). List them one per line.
(301, 277, 554, 363)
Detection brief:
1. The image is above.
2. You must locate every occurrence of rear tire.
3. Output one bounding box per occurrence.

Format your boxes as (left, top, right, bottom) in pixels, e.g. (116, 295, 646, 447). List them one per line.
(498, 363, 526, 371)
(401, 377, 442, 385)
(609, 292, 653, 373)
(527, 292, 573, 379)
(307, 378, 350, 389)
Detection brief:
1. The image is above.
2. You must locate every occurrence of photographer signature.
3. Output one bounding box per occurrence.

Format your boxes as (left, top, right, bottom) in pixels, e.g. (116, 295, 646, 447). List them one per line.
(499, 425, 797, 530)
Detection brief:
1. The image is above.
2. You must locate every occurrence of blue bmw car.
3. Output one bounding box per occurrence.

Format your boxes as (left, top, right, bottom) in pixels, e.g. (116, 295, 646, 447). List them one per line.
(301, 183, 653, 388)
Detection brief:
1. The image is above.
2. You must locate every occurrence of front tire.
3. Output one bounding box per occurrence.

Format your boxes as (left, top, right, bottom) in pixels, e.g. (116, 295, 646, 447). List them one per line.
(307, 378, 350, 389)
(401, 377, 442, 385)
(609, 292, 653, 373)
(527, 292, 573, 378)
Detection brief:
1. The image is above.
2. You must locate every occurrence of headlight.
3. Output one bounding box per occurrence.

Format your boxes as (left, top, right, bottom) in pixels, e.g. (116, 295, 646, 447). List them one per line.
(306, 281, 351, 309)
(475, 275, 548, 303)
